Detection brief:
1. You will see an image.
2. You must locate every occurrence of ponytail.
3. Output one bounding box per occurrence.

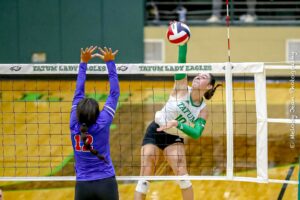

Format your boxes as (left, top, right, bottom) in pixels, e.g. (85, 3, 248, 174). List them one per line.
(80, 123, 88, 146)
(204, 84, 222, 100)
(80, 123, 107, 162)
(203, 73, 222, 100)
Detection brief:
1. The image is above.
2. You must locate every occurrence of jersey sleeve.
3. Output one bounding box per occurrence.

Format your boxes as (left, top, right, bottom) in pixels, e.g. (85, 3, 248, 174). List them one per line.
(177, 118, 206, 139)
(97, 61, 120, 124)
(70, 62, 87, 128)
(178, 43, 187, 64)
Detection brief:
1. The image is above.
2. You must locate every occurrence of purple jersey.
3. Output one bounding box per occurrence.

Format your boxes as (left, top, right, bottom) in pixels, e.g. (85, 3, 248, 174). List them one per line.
(70, 61, 119, 181)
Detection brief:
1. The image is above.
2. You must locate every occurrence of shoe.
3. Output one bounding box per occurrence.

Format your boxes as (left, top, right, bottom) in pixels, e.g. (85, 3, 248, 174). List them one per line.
(240, 14, 257, 23)
(206, 15, 221, 23)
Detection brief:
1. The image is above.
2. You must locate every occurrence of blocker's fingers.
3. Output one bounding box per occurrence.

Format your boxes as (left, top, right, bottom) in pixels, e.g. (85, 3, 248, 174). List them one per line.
(90, 46, 97, 53)
(87, 46, 93, 52)
(92, 53, 104, 60)
(112, 50, 119, 56)
(99, 47, 105, 55)
(98, 55, 104, 60)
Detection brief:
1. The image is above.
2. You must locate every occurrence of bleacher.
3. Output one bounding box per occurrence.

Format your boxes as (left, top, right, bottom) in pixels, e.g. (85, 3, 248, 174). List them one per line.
(145, 0, 300, 25)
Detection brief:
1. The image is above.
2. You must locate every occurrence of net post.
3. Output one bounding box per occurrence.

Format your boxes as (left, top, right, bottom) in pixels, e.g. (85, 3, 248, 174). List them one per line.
(225, 62, 234, 179)
(254, 65, 268, 181)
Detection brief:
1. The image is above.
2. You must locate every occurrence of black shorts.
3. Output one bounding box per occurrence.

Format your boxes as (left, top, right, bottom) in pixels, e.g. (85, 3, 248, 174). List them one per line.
(142, 121, 184, 150)
(75, 176, 119, 200)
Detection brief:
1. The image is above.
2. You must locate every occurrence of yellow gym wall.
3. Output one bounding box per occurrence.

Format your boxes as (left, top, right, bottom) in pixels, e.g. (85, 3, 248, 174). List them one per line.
(144, 26, 300, 63)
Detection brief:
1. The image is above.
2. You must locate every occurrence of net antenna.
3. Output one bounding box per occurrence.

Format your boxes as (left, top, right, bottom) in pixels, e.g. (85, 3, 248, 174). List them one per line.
(226, 0, 231, 62)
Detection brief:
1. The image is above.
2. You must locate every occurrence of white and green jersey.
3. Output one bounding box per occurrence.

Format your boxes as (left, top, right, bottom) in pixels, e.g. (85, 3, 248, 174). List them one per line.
(155, 87, 206, 136)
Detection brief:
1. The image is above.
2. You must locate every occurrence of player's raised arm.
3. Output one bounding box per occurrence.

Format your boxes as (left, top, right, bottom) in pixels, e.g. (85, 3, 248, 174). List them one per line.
(172, 43, 188, 96)
(72, 46, 98, 106)
(70, 46, 98, 128)
(96, 47, 120, 123)
(167, 21, 190, 93)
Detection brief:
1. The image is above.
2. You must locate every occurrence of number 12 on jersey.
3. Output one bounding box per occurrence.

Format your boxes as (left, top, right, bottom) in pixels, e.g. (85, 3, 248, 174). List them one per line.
(74, 134, 94, 152)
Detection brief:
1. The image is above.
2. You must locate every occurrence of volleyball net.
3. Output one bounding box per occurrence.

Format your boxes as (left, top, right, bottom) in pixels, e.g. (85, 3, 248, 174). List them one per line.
(0, 62, 299, 185)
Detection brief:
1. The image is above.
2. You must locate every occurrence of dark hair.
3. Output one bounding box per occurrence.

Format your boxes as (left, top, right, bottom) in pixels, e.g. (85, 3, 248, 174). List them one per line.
(76, 98, 100, 127)
(80, 123, 107, 162)
(76, 98, 106, 161)
(204, 73, 222, 100)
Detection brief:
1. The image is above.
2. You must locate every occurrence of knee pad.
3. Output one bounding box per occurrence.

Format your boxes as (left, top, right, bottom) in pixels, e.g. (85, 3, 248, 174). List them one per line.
(135, 180, 150, 194)
(176, 174, 192, 189)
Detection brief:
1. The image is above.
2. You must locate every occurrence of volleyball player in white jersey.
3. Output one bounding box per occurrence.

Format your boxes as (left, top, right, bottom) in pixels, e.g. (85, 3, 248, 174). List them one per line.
(134, 43, 221, 200)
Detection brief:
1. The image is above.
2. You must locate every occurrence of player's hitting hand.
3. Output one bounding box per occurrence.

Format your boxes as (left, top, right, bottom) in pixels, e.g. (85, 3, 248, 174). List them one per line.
(156, 120, 178, 132)
(80, 46, 98, 63)
(97, 47, 119, 62)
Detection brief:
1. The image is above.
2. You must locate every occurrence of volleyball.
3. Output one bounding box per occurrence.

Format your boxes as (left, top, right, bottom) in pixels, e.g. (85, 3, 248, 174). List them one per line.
(166, 21, 191, 45)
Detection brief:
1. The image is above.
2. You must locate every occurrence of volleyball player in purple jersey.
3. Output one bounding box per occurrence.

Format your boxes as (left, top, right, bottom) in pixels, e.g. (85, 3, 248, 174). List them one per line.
(70, 46, 120, 200)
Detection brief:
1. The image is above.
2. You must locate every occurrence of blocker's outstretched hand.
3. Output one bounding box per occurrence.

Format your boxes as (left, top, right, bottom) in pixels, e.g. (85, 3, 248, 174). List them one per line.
(80, 46, 98, 63)
(97, 47, 118, 62)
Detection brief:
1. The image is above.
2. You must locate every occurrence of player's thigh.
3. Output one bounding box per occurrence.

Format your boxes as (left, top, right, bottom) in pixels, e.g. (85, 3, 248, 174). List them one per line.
(141, 144, 162, 165)
(163, 143, 188, 175)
